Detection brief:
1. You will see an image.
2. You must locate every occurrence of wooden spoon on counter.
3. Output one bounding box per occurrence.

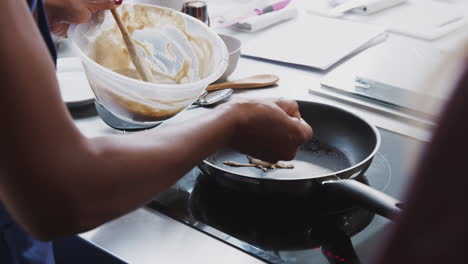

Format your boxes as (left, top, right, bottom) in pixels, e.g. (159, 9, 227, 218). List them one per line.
(111, 8, 154, 82)
(206, 74, 279, 92)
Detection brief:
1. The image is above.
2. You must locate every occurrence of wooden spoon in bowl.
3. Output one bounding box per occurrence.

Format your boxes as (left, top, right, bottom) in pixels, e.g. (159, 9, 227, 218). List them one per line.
(206, 74, 279, 92)
(111, 8, 154, 82)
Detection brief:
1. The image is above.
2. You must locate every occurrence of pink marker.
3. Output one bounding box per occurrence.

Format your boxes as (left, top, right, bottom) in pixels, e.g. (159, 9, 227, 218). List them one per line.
(254, 0, 292, 15)
(218, 0, 292, 28)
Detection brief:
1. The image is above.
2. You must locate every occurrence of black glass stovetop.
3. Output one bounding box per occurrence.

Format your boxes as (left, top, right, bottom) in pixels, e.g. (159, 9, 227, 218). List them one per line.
(147, 129, 423, 264)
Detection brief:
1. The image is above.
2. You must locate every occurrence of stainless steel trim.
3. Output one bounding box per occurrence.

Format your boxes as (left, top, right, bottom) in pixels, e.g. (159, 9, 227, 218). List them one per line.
(80, 208, 265, 264)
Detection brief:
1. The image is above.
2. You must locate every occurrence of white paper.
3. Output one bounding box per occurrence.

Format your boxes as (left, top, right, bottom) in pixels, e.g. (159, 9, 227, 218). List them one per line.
(322, 37, 447, 97)
(57, 57, 95, 105)
(233, 6, 299, 32)
(319, 36, 456, 118)
(242, 12, 386, 70)
(356, 0, 467, 40)
(302, 0, 468, 40)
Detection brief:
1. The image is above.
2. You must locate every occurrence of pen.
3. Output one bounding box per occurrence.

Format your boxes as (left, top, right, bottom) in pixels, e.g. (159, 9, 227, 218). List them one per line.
(329, 0, 407, 17)
(217, 0, 292, 28)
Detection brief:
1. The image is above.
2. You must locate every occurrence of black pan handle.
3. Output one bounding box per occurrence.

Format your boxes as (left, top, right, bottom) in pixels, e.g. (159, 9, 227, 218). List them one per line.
(321, 179, 403, 220)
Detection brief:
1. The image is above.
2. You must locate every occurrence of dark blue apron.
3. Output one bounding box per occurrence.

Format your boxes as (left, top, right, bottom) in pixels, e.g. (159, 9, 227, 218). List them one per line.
(0, 0, 57, 263)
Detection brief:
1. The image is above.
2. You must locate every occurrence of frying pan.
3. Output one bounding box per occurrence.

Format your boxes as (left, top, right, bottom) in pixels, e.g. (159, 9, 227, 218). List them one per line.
(189, 173, 374, 255)
(198, 101, 403, 220)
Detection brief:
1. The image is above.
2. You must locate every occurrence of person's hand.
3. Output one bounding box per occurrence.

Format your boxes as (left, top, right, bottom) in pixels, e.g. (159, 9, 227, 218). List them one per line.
(46, 0, 123, 37)
(225, 98, 313, 163)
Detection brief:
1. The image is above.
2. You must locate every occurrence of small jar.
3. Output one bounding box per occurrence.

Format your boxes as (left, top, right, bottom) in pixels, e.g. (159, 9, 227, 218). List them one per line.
(182, 1, 210, 26)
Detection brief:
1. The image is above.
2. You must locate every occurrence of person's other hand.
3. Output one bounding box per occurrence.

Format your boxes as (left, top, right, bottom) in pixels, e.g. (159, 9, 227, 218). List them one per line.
(46, 0, 123, 37)
(226, 98, 313, 163)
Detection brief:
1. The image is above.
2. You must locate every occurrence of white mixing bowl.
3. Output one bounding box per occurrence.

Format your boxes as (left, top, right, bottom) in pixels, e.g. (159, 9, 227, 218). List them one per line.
(70, 3, 228, 124)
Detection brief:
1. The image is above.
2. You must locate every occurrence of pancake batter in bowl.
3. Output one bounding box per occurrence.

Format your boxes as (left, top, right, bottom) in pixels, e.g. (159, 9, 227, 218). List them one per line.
(89, 3, 214, 84)
(86, 3, 216, 122)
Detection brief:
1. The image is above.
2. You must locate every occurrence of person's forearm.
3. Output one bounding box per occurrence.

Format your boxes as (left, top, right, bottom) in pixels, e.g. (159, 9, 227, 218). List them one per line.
(0, 0, 238, 240)
(69, 106, 239, 235)
(1, 0, 311, 241)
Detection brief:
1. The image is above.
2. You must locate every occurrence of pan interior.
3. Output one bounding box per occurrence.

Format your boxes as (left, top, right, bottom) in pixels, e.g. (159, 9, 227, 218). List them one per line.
(204, 102, 378, 181)
(208, 139, 352, 180)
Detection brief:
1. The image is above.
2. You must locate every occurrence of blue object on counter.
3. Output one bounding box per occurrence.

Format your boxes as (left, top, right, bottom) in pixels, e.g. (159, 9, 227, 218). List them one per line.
(30, 0, 57, 63)
(0, 204, 55, 264)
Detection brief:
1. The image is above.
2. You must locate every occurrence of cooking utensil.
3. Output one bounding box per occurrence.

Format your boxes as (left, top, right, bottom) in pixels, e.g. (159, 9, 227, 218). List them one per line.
(193, 89, 233, 106)
(94, 72, 274, 130)
(189, 173, 372, 260)
(198, 101, 402, 220)
(97, 73, 275, 130)
(110, 8, 154, 82)
(207, 74, 279, 92)
(192, 74, 280, 107)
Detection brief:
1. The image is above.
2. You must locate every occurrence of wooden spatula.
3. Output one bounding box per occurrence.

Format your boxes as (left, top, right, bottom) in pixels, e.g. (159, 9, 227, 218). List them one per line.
(206, 74, 279, 92)
(111, 8, 154, 82)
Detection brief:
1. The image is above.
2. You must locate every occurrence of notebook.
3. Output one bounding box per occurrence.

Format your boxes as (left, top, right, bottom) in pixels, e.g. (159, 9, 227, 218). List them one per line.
(319, 37, 451, 118)
(241, 12, 386, 70)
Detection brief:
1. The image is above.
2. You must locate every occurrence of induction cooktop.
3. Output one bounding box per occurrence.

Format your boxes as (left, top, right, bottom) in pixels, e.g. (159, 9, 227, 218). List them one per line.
(147, 129, 422, 264)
